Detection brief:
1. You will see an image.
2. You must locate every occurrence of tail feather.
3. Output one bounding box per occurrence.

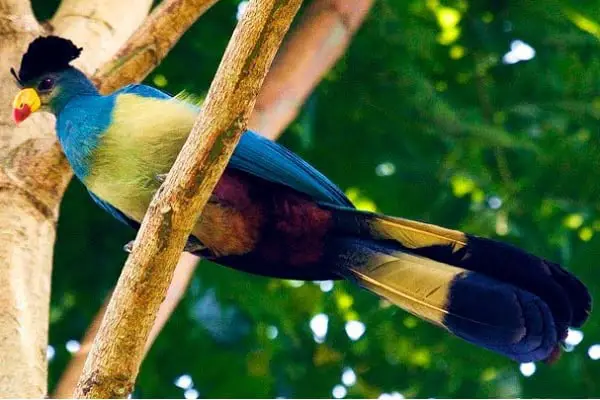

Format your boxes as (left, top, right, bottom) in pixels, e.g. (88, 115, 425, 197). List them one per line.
(331, 238, 556, 362)
(325, 205, 591, 362)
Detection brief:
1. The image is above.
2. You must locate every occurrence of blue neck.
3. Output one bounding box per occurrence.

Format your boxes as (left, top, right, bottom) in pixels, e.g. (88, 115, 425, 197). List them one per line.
(50, 68, 99, 114)
(55, 94, 115, 182)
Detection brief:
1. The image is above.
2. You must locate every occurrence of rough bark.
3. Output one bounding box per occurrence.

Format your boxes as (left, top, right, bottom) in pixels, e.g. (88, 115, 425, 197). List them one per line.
(0, 0, 152, 397)
(73, 0, 303, 397)
(93, 0, 220, 94)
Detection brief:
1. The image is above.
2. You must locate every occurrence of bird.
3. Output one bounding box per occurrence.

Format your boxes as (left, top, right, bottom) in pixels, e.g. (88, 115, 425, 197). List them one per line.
(11, 35, 591, 363)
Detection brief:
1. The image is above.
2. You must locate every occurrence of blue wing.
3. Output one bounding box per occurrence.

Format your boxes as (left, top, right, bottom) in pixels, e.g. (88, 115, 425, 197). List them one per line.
(231, 132, 353, 207)
(115, 84, 353, 207)
(114, 83, 172, 99)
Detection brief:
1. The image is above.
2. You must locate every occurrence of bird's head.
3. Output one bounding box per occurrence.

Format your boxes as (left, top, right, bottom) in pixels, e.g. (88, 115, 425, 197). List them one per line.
(11, 36, 87, 124)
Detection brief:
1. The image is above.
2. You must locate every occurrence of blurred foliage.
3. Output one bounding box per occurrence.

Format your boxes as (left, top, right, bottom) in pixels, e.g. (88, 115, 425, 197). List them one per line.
(30, 0, 600, 397)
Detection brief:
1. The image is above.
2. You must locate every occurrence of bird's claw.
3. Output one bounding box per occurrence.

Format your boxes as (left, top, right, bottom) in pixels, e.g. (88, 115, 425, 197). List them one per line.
(184, 237, 207, 253)
(156, 173, 167, 183)
(123, 240, 134, 253)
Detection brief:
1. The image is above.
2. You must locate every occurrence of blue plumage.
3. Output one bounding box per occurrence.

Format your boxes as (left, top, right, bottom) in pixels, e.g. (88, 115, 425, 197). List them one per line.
(116, 83, 172, 99)
(445, 272, 557, 362)
(231, 133, 353, 207)
(56, 94, 114, 180)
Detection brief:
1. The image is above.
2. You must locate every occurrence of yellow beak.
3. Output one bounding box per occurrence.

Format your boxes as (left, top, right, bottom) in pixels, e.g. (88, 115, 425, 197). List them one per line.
(12, 88, 41, 124)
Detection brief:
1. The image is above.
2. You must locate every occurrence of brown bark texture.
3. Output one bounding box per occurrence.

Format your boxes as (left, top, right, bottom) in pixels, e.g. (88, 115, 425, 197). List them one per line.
(73, 0, 303, 397)
(53, 0, 373, 396)
(0, 0, 152, 397)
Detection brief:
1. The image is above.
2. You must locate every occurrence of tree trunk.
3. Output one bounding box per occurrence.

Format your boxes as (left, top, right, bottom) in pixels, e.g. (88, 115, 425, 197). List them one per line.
(0, 0, 152, 397)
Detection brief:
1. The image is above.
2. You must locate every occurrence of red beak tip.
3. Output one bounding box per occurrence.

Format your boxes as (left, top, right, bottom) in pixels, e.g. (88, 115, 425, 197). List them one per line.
(12, 105, 31, 125)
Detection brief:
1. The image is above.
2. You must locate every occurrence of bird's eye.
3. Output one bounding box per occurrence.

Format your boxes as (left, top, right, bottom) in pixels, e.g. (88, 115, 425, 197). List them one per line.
(37, 77, 54, 92)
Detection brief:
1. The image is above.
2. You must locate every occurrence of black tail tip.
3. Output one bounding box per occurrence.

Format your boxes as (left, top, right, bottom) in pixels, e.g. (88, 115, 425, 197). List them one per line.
(445, 272, 559, 363)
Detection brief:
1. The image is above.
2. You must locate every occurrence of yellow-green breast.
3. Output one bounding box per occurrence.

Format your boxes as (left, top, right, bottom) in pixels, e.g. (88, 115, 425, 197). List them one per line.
(85, 94, 197, 222)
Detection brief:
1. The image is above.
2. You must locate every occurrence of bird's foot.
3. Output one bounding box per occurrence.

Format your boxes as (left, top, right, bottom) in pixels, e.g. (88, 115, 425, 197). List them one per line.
(184, 237, 207, 253)
(156, 173, 167, 183)
(123, 240, 135, 253)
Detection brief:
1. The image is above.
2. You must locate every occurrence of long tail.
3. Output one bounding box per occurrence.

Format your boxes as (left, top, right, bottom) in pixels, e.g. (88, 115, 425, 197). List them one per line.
(324, 205, 591, 363)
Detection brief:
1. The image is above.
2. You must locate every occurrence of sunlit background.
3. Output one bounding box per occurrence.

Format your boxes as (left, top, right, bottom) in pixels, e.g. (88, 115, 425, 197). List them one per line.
(31, 0, 600, 397)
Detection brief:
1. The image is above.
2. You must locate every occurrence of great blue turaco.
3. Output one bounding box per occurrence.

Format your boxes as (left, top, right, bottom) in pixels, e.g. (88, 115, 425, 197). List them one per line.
(10, 36, 591, 363)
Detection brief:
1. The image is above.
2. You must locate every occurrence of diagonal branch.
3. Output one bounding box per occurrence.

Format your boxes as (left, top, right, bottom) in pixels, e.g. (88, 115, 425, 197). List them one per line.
(92, 0, 220, 94)
(53, 1, 220, 395)
(73, 0, 303, 397)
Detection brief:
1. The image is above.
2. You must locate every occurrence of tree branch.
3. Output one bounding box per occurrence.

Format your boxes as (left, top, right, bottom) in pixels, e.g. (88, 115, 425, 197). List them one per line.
(53, 0, 221, 395)
(52, 297, 108, 399)
(92, 0, 220, 94)
(248, 0, 373, 139)
(73, 0, 303, 397)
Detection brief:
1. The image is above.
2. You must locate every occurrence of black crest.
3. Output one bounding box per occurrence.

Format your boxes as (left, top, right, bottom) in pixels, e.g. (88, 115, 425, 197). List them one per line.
(11, 36, 82, 85)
